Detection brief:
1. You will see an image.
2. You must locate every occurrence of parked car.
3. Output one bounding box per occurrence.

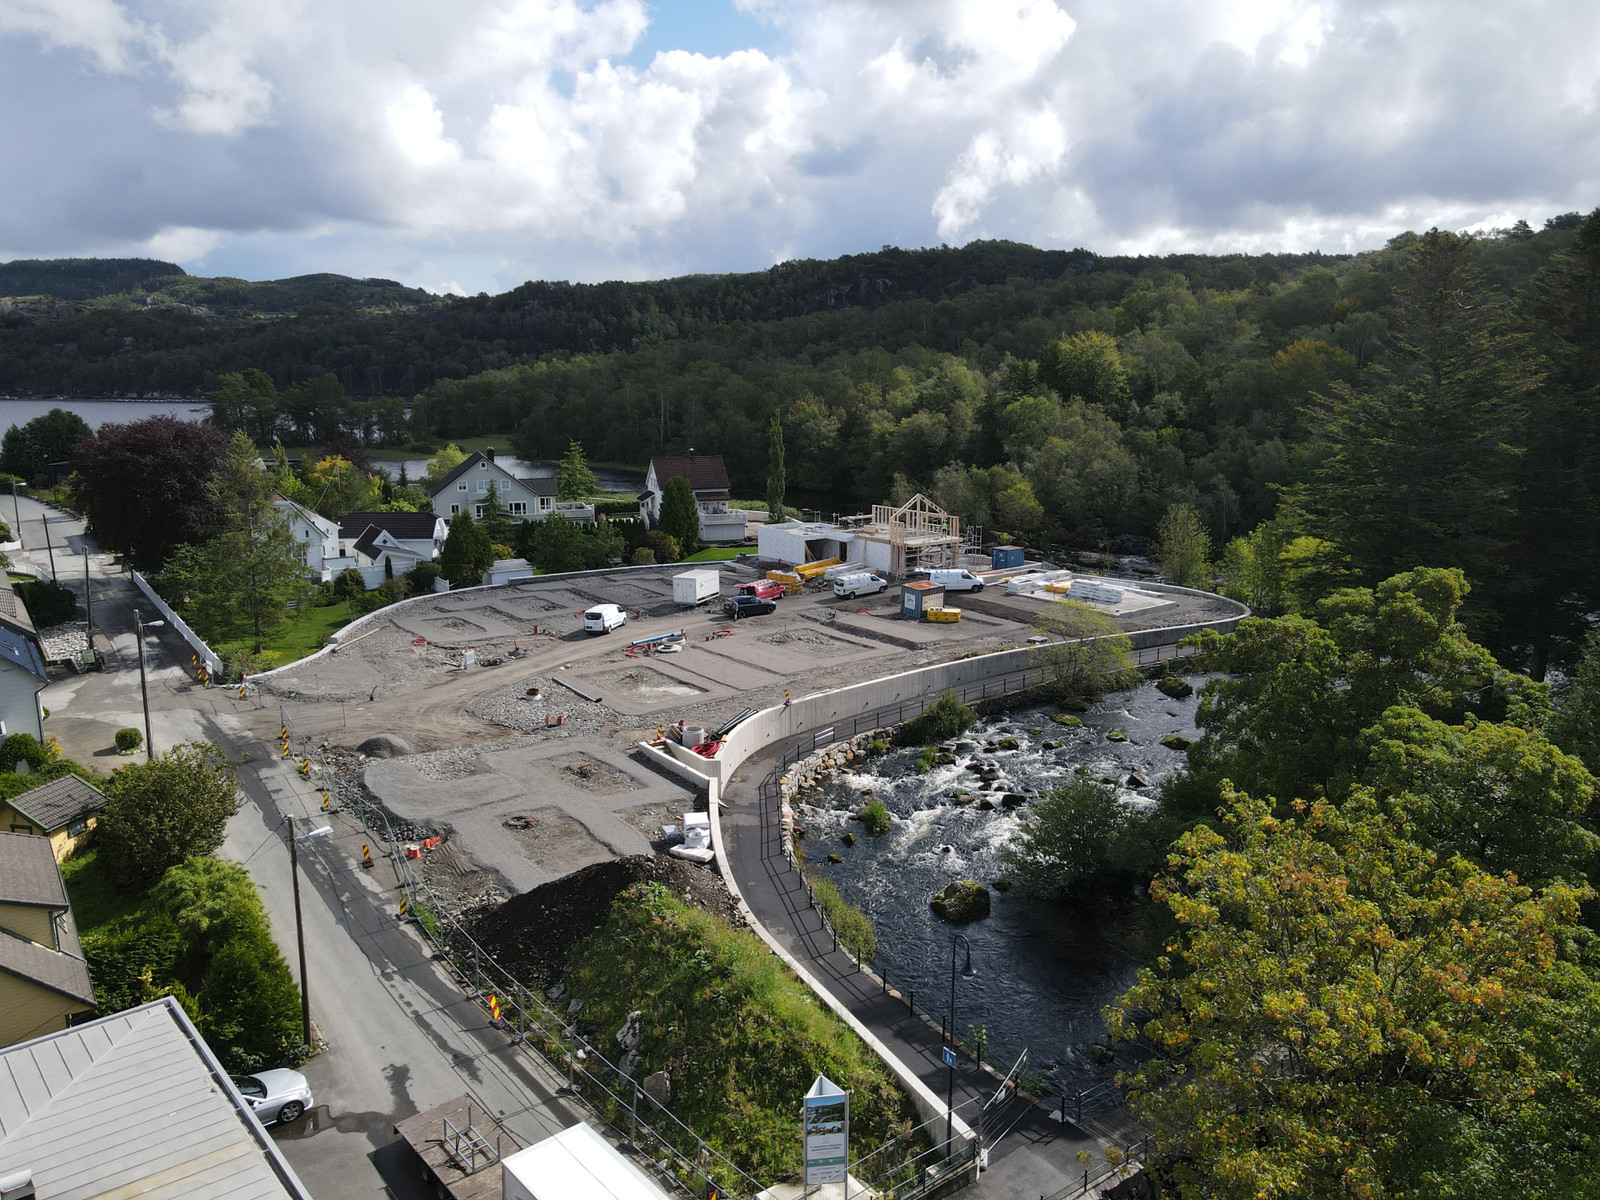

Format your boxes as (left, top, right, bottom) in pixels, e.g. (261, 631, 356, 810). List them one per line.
(722, 595, 777, 620)
(738, 580, 785, 601)
(232, 1069, 313, 1125)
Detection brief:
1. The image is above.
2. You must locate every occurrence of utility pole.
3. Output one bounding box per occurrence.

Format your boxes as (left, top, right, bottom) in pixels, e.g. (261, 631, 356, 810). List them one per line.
(286, 815, 330, 1050)
(83, 552, 94, 662)
(10, 479, 20, 549)
(289, 816, 311, 1048)
(43, 515, 56, 582)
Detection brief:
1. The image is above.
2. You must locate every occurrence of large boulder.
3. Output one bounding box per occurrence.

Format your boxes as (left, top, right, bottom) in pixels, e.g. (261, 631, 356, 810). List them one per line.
(1156, 676, 1194, 700)
(358, 733, 414, 758)
(930, 880, 991, 923)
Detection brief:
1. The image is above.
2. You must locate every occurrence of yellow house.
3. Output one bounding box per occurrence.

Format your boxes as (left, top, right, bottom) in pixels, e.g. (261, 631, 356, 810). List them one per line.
(0, 773, 110, 862)
(0, 830, 95, 1048)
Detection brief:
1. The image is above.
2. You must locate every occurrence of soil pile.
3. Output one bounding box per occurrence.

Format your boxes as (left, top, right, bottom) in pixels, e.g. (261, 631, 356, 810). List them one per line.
(466, 855, 742, 984)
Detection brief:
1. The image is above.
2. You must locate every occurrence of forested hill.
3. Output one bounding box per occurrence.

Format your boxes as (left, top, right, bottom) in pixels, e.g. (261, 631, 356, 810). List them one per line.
(0, 240, 1361, 397)
(0, 257, 437, 319)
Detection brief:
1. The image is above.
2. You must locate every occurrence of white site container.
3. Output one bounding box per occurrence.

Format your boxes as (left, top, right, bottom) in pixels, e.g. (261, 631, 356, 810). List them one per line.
(1068, 578, 1126, 605)
(502, 1122, 673, 1200)
(672, 569, 721, 606)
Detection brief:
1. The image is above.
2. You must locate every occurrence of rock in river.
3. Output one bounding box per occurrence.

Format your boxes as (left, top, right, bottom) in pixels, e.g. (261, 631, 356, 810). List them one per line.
(1156, 676, 1193, 699)
(930, 880, 992, 923)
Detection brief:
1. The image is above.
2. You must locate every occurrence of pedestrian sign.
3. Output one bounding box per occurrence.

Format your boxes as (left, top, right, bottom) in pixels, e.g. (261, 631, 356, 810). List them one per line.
(942, 1047, 956, 1068)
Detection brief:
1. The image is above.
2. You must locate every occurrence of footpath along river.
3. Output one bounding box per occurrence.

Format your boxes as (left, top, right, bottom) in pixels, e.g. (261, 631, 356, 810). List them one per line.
(799, 676, 1210, 1099)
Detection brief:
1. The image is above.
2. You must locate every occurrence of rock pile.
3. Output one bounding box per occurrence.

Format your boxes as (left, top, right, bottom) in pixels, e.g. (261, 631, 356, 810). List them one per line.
(776, 731, 889, 862)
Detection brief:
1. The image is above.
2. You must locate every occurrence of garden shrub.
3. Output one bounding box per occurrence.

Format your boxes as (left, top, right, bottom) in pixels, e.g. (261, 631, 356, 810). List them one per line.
(15, 578, 76, 626)
(114, 727, 143, 754)
(332, 567, 366, 600)
(407, 561, 441, 591)
(0, 732, 50, 772)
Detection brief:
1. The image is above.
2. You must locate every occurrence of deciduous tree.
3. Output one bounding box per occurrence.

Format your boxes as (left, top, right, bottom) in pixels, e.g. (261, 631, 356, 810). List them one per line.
(1154, 502, 1212, 588)
(1110, 788, 1600, 1200)
(69, 416, 229, 570)
(0, 407, 91, 482)
(96, 743, 241, 889)
(765, 410, 786, 522)
(439, 510, 495, 587)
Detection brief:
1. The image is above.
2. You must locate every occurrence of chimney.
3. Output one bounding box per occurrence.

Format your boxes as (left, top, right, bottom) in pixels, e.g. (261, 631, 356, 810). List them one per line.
(1, 1169, 36, 1200)
(485, 447, 496, 463)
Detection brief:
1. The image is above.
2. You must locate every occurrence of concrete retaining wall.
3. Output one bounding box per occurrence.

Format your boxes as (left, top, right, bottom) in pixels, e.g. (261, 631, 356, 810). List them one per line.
(129, 568, 223, 677)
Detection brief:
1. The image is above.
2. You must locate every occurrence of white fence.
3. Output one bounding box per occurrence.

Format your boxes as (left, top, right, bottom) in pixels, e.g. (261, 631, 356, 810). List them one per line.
(128, 569, 223, 677)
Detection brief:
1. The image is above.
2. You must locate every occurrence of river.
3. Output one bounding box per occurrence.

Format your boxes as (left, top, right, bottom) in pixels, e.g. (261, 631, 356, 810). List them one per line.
(800, 677, 1208, 1099)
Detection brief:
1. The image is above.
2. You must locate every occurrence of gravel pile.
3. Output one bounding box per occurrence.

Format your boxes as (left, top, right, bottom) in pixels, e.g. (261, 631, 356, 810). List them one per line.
(406, 746, 484, 781)
(37, 621, 90, 662)
(469, 677, 624, 737)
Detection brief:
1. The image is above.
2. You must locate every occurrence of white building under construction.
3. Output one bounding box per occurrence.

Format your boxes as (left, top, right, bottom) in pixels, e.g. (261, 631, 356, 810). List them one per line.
(756, 494, 978, 577)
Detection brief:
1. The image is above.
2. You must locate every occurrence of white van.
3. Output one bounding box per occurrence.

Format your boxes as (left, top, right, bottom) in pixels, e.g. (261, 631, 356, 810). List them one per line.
(912, 568, 986, 592)
(583, 604, 628, 634)
(833, 572, 889, 599)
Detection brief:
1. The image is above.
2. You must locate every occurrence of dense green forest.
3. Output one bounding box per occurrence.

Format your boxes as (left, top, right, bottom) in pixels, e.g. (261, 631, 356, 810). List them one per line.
(5, 212, 1597, 674)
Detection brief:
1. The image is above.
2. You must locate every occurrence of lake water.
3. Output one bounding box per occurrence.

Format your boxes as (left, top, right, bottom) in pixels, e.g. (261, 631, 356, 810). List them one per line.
(801, 678, 1208, 1099)
(0, 398, 211, 432)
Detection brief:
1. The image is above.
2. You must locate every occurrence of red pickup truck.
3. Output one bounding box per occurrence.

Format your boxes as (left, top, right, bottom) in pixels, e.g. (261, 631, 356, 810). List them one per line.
(738, 580, 785, 601)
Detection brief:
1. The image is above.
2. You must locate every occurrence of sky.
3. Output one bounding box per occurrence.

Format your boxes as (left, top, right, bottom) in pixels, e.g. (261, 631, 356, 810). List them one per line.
(2, 0, 1597, 296)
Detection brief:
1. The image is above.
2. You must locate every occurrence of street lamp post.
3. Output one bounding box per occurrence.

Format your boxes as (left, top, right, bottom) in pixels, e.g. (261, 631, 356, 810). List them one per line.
(133, 610, 165, 761)
(945, 933, 977, 1155)
(286, 816, 331, 1049)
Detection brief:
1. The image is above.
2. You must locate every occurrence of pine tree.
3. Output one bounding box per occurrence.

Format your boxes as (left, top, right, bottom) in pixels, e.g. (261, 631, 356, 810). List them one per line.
(658, 475, 700, 554)
(557, 440, 597, 501)
(439, 511, 494, 588)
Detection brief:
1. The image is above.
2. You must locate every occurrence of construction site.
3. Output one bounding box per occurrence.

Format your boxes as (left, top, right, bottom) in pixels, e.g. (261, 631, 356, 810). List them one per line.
(756, 493, 981, 576)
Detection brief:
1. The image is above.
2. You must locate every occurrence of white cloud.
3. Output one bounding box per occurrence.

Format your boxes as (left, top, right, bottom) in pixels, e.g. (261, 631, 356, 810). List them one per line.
(144, 225, 223, 263)
(2, 0, 1598, 290)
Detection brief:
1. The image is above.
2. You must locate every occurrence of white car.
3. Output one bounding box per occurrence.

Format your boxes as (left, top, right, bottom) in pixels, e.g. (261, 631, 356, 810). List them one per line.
(232, 1069, 313, 1125)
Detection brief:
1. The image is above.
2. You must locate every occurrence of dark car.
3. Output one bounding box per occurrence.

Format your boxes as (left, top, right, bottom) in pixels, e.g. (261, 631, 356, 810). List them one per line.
(722, 595, 777, 620)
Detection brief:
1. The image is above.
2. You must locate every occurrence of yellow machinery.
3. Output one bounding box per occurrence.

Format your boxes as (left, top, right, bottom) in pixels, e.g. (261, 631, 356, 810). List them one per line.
(925, 606, 963, 623)
(792, 557, 842, 581)
(766, 570, 803, 593)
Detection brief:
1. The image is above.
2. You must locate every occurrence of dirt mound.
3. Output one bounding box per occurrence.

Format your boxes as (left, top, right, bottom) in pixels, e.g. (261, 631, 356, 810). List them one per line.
(358, 733, 415, 758)
(466, 855, 743, 985)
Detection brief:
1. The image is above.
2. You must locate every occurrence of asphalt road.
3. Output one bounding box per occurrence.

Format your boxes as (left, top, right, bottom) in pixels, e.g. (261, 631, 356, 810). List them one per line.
(21, 501, 588, 1200)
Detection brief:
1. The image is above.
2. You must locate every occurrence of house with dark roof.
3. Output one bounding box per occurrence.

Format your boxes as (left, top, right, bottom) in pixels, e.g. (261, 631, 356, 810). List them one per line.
(643, 455, 746, 544)
(0, 574, 47, 742)
(0, 774, 110, 862)
(337, 511, 447, 562)
(0, 831, 94, 1047)
(0, 995, 315, 1198)
(428, 449, 594, 526)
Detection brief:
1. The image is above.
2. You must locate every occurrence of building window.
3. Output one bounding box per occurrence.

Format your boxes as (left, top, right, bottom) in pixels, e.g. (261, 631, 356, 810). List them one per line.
(457, 480, 467, 491)
(508, 502, 527, 515)
(474, 505, 486, 519)
(67, 818, 89, 837)
(10, 823, 33, 834)
(450, 504, 460, 515)
(477, 479, 489, 492)
(540, 497, 551, 509)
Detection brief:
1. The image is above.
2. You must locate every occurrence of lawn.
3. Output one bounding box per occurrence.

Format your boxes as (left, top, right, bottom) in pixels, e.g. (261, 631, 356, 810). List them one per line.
(61, 849, 143, 937)
(219, 604, 353, 668)
(682, 546, 746, 562)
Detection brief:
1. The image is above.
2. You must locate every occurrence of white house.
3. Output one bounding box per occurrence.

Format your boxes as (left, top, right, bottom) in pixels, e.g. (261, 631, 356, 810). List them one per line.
(273, 495, 340, 581)
(642, 455, 745, 544)
(428, 449, 602, 525)
(338, 511, 446, 561)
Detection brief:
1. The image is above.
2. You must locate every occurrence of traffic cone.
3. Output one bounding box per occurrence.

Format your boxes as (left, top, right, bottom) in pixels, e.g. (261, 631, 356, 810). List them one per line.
(361, 844, 373, 869)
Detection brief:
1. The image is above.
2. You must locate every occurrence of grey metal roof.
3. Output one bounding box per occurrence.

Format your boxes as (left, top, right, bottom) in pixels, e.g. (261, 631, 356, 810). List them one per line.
(5, 775, 108, 834)
(0, 997, 314, 1200)
(0, 832, 68, 909)
(514, 475, 559, 497)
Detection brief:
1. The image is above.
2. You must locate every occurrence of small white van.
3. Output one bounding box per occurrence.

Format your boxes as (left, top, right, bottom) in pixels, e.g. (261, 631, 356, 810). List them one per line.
(833, 572, 889, 599)
(913, 568, 986, 592)
(583, 604, 628, 634)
